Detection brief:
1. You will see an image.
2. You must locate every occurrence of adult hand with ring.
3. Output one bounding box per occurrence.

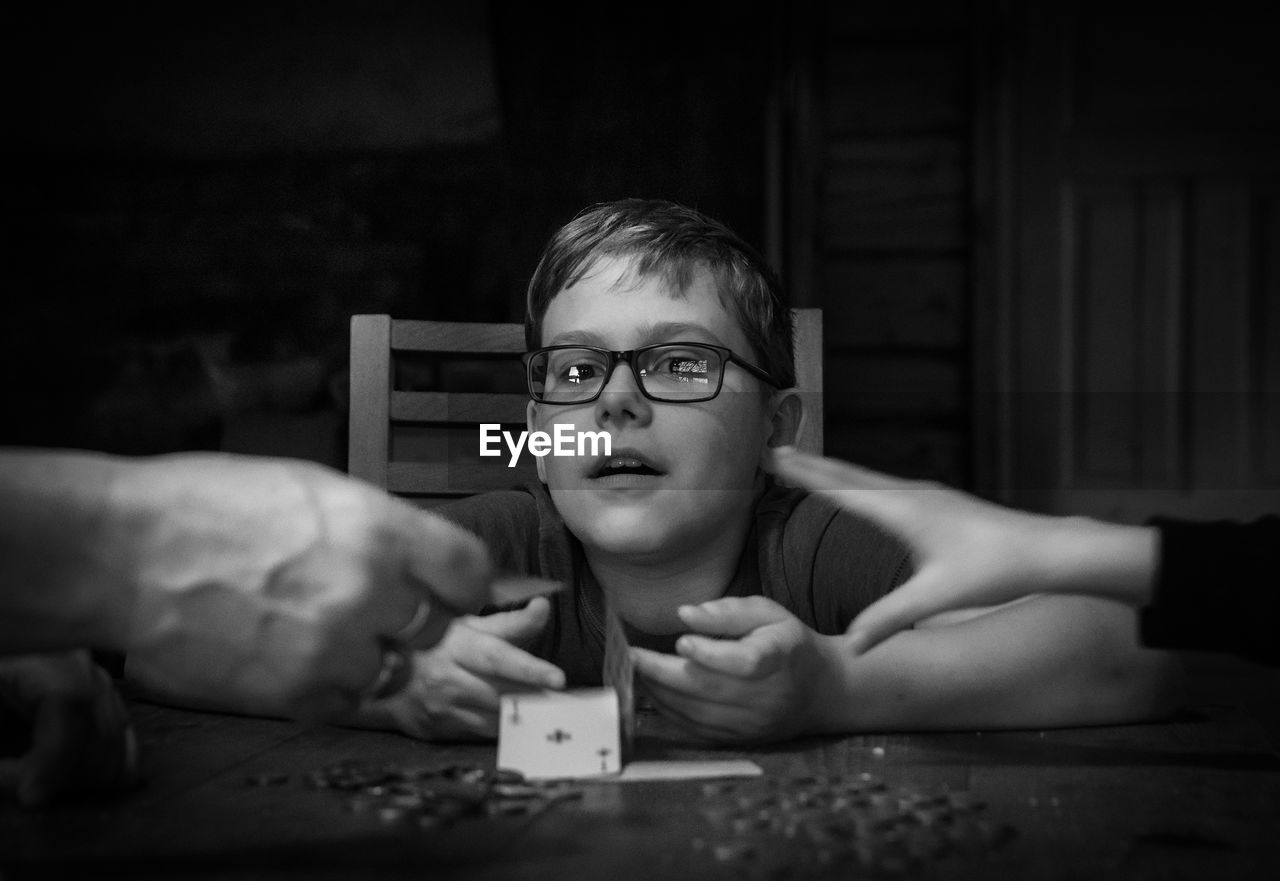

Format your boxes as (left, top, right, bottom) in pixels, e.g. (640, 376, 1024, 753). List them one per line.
(103, 454, 501, 724)
(363, 600, 432, 701)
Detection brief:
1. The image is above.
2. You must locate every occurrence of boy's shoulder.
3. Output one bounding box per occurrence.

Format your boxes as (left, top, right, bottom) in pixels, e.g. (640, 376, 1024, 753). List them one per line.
(756, 479, 912, 602)
(435, 485, 557, 572)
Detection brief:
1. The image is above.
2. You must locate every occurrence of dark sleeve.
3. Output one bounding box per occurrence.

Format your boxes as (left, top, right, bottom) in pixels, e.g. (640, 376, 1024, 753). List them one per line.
(1139, 515, 1280, 665)
(780, 492, 913, 635)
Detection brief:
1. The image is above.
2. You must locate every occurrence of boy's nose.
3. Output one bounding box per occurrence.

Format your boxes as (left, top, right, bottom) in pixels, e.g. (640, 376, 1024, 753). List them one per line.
(594, 362, 651, 425)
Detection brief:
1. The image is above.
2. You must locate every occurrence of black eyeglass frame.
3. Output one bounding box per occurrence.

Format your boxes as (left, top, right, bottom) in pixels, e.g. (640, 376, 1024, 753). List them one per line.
(522, 341, 782, 404)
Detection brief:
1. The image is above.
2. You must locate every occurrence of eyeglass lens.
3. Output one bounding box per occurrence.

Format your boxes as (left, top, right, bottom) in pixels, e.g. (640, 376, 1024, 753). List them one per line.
(530, 345, 722, 402)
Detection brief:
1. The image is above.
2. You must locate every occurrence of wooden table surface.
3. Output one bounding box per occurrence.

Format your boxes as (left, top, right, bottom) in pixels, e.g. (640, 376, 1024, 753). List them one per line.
(3, 657, 1279, 881)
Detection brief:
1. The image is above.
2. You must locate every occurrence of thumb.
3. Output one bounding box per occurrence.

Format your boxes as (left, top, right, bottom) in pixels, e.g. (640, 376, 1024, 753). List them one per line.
(466, 597, 551, 645)
(845, 570, 951, 655)
(389, 507, 496, 652)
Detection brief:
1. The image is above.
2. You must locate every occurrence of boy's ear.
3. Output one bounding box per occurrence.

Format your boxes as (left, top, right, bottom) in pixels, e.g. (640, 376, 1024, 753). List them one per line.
(764, 391, 804, 451)
(527, 400, 548, 484)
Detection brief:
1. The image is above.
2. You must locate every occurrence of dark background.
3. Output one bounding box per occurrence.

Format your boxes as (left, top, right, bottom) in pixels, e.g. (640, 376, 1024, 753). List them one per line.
(5, 1, 1278, 521)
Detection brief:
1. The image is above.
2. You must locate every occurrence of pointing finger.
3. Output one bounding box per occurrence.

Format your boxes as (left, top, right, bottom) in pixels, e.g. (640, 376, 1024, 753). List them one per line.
(677, 596, 791, 637)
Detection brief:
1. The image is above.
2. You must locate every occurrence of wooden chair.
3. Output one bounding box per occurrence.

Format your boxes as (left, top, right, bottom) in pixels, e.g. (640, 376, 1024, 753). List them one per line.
(348, 310, 823, 503)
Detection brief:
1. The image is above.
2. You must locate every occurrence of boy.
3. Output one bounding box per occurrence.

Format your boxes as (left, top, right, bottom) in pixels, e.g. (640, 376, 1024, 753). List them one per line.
(366, 199, 1180, 744)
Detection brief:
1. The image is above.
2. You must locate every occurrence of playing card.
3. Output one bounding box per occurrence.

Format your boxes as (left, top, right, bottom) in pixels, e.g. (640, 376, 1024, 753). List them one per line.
(602, 592, 635, 758)
(490, 574, 564, 606)
(619, 760, 764, 781)
(497, 689, 622, 779)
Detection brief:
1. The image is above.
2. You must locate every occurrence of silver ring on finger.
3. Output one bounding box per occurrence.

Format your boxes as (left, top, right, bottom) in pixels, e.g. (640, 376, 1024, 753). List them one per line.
(365, 641, 413, 700)
(391, 598, 431, 643)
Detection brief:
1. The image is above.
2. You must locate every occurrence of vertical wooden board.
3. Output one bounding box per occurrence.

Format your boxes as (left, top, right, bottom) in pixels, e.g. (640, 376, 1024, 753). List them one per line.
(1260, 191, 1280, 484)
(1189, 182, 1251, 490)
(347, 314, 391, 487)
(1070, 11, 1280, 133)
(793, 308, 824, 455)
(823, 138, 967, 252)
(1070, 183, 1139, 486)
(824, 1, 970, 37)
(824, 45, 968, 135)
(390, 423, 539, 491)
(827, 353, 963, 418)
(821, 257, 965, 348)
(826, 424, 966, 484)
(1138, 182, 1187, 487)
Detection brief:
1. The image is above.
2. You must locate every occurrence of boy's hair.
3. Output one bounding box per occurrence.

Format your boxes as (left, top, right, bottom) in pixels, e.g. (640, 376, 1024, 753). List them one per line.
(524, 199, 796, 389)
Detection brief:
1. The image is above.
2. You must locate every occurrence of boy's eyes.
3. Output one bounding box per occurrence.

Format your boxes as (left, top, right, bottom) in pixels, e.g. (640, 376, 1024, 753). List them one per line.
(548, 354, 608, 383)
(562, 362, 600, 383)
(543, 345, 718, 387)
(648, 354, 709, 375)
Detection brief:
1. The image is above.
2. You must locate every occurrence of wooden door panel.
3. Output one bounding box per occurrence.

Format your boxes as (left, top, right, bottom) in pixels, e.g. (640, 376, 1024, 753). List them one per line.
(992, 5, 1280, 521)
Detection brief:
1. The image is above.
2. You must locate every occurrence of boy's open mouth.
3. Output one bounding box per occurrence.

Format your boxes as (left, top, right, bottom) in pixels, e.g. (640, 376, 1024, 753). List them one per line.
(589, 451, 666, 479)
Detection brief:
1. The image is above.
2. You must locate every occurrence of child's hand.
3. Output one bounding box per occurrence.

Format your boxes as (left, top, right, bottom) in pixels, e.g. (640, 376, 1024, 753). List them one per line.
(630, 597, 842, 744)
(369, 598, 564, 741)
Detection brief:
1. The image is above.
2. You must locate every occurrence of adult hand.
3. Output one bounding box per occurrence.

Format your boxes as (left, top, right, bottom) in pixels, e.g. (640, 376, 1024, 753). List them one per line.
(369, 598, 565, 741)
(631, 596, 843, 744)
(0, 652, 138, 808)
(765, 447, 1157, 655)
(110, 454, 498, 723)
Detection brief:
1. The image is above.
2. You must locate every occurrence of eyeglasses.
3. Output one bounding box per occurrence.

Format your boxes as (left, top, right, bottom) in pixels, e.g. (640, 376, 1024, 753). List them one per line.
(524, 342, 781, 404)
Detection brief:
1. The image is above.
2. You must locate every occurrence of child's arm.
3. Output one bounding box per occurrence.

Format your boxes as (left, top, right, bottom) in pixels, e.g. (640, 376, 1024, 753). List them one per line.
(633, 594, 1180, 743)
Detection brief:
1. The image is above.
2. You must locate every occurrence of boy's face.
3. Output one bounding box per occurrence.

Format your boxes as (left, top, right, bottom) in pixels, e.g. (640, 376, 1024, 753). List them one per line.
(528, 254, 779, 561)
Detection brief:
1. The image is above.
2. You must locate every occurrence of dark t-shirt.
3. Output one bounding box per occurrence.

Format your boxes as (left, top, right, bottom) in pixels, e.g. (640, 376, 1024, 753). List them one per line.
(438, 481, 911, 686)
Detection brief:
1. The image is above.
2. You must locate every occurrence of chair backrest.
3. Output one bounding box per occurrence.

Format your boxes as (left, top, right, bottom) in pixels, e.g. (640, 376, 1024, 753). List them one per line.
(348, 309, 823, 502)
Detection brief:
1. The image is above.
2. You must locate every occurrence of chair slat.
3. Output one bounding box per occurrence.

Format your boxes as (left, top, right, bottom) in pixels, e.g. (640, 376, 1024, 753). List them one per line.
(793, 308, 824, 455)
(348, 315, 392, 487)
(391, 391, 529, 424)
(387, 461, 538, 495)
(391, 321, 526, 354)
(350, 311, 823, 496)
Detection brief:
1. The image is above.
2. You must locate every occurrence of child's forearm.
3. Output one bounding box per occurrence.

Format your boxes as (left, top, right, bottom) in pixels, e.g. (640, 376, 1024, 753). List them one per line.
(812, 594, 1183, 733)
(0, 449, 138, 653)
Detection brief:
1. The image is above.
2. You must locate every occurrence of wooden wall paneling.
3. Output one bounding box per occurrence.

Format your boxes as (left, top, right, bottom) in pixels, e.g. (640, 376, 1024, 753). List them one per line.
(971, 0, 1017, 502)
(1260, 191, 1280, 485)
(824, 2, 970, 37)
(1189, 181, 1253, 493)
(822, 257, 965, 348)
(811, 1, 973, 486)
(1068, 181, 1141, 487)
(766, 0, 824, 306)
(1137, 181, 1186, 489)
(827, 354, 963, 419)
(825, 45, 968, 134)
(1007, 4, 1065, 513)
(348, 314, 392, 487)
(993, 2, 1280, 518)
(824, 139, 967, 252)
(827, 425, 966, 482)
(1063, 180, 1188, 492)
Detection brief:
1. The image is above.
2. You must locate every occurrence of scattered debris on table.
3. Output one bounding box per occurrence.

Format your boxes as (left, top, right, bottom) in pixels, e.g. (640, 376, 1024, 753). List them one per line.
(293, 760, 582, 827)
(251, 760, 1014, 874)
(691, 772, 1016, 876)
